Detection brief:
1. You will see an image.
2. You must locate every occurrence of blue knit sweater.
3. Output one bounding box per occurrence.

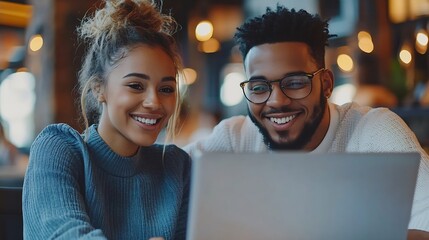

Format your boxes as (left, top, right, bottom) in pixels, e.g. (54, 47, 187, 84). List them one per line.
(23, 124, 191, 240)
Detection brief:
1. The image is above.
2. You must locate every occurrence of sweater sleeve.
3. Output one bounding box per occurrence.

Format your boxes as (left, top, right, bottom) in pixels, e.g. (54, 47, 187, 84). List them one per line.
(23, 124, 107, 239)
(347, 108, 429, 231)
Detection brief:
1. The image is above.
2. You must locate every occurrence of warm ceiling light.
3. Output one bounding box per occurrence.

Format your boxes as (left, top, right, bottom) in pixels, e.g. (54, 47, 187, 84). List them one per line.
(416, 31, 429, 46)
(337, 54, 354, 72)
(399, 49, 412, 64)
(357, 31, 374, 53)
(195, 20, 213, 42)
(416, 30, 428, 53)
(29, 34, 43, 52)
(0, 1, 32, 28)
(388, 0, 407, 23)
(182, 68, 197, 85)
(358, 38, 374, 53)
(199, 38, 220, 53)
(416, 30, 428, 54)
(357, 31, 371, 41)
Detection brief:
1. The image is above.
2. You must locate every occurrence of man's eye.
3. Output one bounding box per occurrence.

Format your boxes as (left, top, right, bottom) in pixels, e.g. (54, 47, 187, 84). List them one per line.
(127, 83, 144, 90)
(249, 82, 269, 93)
(282, 77, 308, 89)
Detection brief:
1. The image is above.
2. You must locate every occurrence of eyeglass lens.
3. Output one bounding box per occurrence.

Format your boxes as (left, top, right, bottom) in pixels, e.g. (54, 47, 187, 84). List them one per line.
(242, 75, 312, 103)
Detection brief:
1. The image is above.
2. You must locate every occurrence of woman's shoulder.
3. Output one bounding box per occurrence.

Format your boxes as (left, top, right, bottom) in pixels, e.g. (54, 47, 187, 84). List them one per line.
(32, 123, 85, 151)
(37, 123, 82, 138)
(28, 124, 88, 173)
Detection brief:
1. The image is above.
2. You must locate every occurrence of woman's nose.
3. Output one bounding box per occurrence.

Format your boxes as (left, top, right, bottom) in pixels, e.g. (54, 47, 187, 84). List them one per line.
(142, 89, 161, 109)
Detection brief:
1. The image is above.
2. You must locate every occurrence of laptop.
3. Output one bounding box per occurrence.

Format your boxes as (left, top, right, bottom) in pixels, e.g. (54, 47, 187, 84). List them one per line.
(187, 152, 420, 240)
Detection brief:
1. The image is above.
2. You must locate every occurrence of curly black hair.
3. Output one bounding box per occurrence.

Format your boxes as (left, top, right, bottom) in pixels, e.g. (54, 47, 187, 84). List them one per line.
(234, 5, 336, 67)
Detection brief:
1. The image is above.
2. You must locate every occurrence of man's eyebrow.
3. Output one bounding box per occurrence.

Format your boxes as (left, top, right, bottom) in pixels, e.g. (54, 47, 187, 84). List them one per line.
(248, 71, 309, 81)
(249, 76, 267, 81)
(284, 71, 308, 76)
(123, 73, 176, 82)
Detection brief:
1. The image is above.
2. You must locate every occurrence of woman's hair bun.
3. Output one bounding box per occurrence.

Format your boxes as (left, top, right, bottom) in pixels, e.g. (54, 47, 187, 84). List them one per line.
(78, 0, 177, 44)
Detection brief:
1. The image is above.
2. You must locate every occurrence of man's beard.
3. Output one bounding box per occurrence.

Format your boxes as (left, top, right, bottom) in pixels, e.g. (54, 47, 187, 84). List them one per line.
(248, 89, 327, 151)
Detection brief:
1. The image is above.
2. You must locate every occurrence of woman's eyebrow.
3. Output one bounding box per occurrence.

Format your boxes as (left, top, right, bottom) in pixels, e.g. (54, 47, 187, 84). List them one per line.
(123, 73, 150, 79)
(123, 73, 176, 82)
(162, 76, 176, 82)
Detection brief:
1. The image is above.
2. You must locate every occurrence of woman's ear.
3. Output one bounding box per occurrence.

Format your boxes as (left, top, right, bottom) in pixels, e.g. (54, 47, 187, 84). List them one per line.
(91, 82, 105, 102)
(322, 69, 334, 98)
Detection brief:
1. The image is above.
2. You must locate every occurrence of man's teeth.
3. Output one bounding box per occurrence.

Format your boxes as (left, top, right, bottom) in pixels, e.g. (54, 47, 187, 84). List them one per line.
(133, 116, 157, 125)
(270, 115, 296, 124)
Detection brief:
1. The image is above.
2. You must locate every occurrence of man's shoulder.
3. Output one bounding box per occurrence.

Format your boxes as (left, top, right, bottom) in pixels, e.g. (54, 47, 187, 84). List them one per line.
(336, 102, 371, 116)
(218, 115, 248, 125)
(335, 102, 395, 122)
(183, 115, 264, 155)
(213, 115, 253, 131)
(332, 102, 414, 150)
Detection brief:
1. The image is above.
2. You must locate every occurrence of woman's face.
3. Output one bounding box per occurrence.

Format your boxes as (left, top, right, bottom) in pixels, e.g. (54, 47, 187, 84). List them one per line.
(97, 44, 177, 156)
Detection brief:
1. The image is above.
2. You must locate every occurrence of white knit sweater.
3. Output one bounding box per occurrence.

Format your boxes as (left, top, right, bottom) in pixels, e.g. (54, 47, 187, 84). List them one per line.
(184, 102, 429, 231)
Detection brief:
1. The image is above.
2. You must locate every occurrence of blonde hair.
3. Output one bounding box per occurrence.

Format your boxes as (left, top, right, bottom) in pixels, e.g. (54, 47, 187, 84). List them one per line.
(77, 0, 182, 143)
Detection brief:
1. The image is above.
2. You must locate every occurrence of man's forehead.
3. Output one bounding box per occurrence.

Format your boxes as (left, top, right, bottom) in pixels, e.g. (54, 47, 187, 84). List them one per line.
(244, 42, 314, 72)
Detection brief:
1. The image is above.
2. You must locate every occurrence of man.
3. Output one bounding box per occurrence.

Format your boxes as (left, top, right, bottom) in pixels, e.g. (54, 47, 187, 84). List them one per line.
(184, 6, 429, 239)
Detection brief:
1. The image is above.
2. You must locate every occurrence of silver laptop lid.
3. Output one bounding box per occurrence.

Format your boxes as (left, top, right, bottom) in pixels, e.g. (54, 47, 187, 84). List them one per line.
(187, 152, 420, 240)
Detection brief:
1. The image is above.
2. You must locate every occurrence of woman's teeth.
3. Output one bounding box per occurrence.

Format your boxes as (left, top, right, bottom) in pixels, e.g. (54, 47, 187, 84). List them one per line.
(133, 116, 157, 125)
(270, 115, 296, 124)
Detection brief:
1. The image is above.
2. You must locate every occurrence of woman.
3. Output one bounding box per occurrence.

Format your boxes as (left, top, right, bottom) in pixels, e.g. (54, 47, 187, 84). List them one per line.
(22, 0, 190, 239)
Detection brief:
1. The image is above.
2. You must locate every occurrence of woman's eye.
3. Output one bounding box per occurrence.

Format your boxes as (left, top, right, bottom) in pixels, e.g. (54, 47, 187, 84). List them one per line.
(160, 86, 175, 94)
(127, 83, 144, 90)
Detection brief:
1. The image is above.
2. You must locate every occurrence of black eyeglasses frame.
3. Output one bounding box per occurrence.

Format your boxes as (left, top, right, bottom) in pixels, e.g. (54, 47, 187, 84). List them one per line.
(239, 68, 325, 104)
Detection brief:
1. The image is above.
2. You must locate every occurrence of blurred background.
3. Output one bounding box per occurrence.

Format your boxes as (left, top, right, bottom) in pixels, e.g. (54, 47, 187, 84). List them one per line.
(1, 0, 429, 157)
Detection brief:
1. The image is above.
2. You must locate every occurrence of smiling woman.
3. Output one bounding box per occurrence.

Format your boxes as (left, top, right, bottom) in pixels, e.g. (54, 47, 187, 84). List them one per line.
(22, 1, 191, 240)
(95, 45, 178, 156)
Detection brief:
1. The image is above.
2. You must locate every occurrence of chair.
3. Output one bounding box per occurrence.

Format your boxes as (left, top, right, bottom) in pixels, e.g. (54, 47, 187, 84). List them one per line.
(0, 187, 23, 240)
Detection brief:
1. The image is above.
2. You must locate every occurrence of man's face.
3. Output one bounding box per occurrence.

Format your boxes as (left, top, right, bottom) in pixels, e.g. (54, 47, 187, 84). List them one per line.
(244, 42, 333, 151)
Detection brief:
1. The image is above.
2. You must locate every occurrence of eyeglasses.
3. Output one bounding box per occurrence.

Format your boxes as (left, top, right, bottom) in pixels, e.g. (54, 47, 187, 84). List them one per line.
(239, 68, 325, 104)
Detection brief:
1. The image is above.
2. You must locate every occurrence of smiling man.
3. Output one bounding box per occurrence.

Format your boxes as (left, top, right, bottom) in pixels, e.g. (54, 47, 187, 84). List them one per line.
(243, 42, 330, 151)
(184, 6, 429, 239)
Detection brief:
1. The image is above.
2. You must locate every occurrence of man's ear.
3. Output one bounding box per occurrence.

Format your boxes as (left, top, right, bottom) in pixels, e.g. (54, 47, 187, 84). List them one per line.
(91, 82, 105, 102)
(322, 69, 334, 98)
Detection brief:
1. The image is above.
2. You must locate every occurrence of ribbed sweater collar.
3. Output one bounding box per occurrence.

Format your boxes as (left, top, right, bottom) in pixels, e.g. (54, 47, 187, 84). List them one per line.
(85, 125, 159, 177)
